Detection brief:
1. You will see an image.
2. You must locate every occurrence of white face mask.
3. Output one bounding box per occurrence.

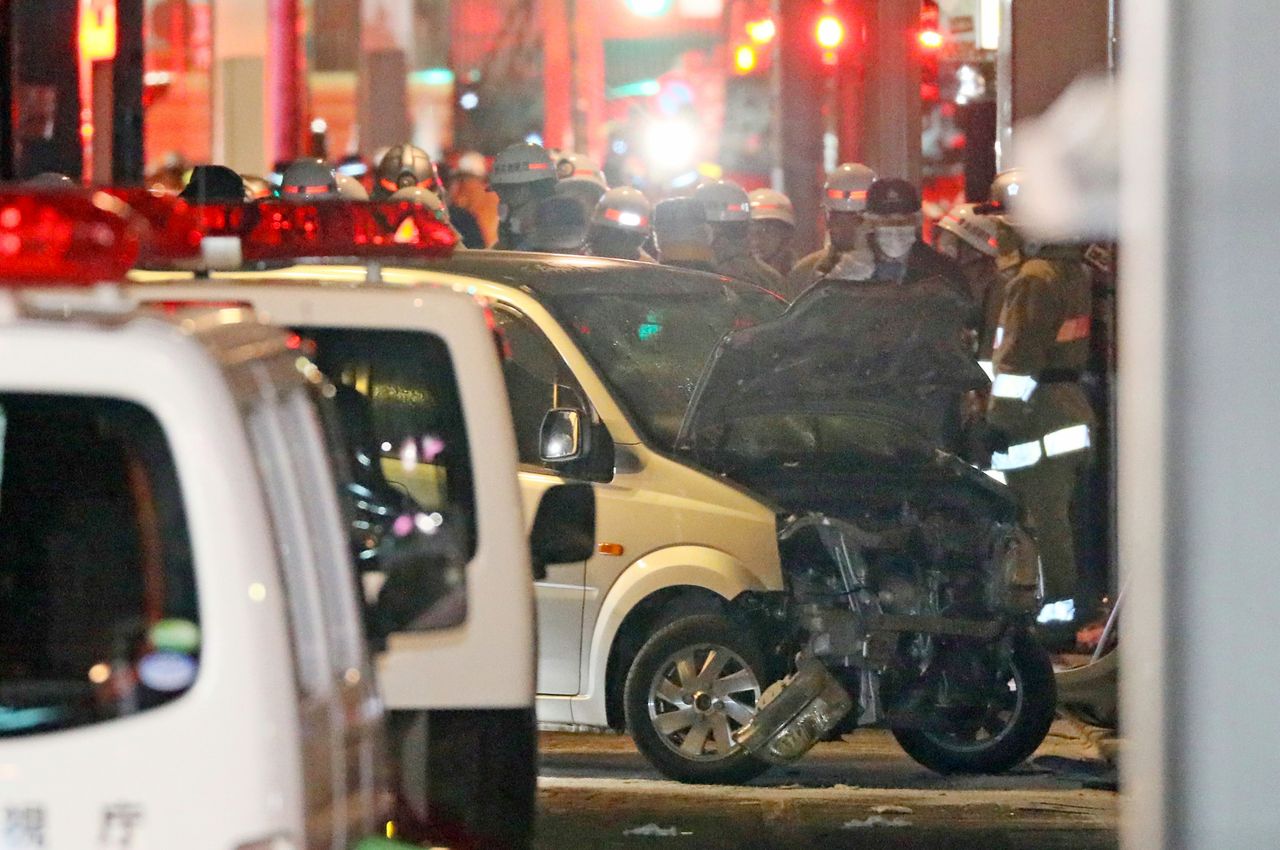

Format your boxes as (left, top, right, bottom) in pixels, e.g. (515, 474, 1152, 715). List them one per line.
(876, 226, 916, 260)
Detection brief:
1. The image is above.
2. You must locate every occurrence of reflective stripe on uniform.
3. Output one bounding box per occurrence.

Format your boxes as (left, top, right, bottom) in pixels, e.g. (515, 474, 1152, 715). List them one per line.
(1042, 423, 1091, 457)
(1056, 315, 1091, 342)
(978, 360, 994, 380)
(990, 439, 1043, 471)
(991, 423, 1091, 472)
(991, 373, 1038, 401)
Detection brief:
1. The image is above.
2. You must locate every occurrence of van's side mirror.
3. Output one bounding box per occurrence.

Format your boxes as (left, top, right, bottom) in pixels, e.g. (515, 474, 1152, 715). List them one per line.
(530, 483, 596, 581)
(540, 408, 588, 464)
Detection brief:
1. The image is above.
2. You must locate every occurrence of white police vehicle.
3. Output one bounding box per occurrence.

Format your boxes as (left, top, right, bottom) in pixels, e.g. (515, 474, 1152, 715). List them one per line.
(0, 190, 403, 850)
(128, 197, 591, 848)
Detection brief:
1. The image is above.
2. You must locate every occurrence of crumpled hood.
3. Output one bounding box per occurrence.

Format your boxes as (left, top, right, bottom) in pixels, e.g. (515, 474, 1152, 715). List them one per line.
(676, 277, 990, 456)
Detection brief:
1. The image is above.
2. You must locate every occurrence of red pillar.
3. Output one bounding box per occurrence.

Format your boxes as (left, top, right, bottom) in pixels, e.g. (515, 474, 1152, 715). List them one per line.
(268, 0, 303, 163)
(542, 0, 572, 150)
(571, 0, 605, 162)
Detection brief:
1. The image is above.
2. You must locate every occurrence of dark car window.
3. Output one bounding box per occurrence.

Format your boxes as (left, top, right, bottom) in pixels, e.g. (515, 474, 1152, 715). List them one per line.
(298, 328, 475, 631)
(538, 279, 784, 449)
(0, 395, 198, 737)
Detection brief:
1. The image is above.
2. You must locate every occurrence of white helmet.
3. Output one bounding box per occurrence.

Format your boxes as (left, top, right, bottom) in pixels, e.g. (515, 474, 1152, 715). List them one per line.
(748, 188, 795, 227)
(279, 158, 340, 202)
(936, 203, 999, 257)
(556, 152, 607, 188)
(335, 172, 369, 201)
(490, 142, 557, 186)
(984, 168, 1025, 226)
(822, 162, 877, 213)
(694, 179, 751, 223)
(592, 187, 652, 233)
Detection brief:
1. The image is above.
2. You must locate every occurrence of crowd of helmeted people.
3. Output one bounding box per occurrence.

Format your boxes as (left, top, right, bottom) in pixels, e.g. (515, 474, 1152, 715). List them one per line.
(28, 137, 1102, 646)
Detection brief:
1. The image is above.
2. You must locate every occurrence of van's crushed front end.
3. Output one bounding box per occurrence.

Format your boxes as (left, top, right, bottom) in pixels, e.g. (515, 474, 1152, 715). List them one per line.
(679, 286, 1055, 774)
(734, 486, 1043, 765)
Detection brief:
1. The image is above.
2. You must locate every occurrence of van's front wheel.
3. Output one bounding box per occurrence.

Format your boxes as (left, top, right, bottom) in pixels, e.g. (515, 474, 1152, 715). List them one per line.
(891, 628, 1056, 775)
(624, 614, 773, 784)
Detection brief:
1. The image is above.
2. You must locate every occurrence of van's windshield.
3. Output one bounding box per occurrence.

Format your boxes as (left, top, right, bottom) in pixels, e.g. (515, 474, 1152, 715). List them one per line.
(540, 279, 784, 449)
(0, 395, 198, 737)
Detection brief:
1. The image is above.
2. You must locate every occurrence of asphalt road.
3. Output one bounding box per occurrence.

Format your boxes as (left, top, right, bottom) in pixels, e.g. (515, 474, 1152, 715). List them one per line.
(535, 722, 1118, 849)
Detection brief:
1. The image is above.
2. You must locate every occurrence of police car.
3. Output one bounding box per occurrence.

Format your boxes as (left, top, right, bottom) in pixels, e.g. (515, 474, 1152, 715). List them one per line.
(128, 197, 592, 848)
(0, 190, 400, 850)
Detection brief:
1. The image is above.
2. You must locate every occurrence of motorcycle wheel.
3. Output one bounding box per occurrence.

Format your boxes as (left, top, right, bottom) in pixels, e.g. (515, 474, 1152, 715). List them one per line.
(624, 614, 773, 784)
(892, 628, 1056, 775)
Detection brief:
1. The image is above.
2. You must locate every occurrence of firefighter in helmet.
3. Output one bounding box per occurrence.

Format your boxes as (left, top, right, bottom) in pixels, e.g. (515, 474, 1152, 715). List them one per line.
(278, 158, 341, 202)
(523, 195, 590, 254)
(372, 143, 443, 201)
(693, 179, 784, 291)
(179, 164, 248, 203)
(653, 197, 715, 272)
(981, 168, 1097, 630)
(584, 187, 654, 262)
(785, 162, 878, 299)
(748, 187, 796, 278)
(489, 142, 559, 250)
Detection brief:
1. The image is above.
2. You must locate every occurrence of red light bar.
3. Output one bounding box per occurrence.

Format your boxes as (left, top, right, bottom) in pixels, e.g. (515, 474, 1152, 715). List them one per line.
(98, 187, 204, 266)
(191, 201, 457, 263)
(0, 190, 141, 285)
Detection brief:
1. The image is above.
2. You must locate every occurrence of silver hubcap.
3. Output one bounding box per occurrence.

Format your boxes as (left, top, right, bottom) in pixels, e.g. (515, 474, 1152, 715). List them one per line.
(647, 643, 761, 762)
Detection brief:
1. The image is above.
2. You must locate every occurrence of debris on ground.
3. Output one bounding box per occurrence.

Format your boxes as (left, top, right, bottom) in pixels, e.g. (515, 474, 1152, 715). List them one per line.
(622, 823, 684, 837)
(870, 805, 915, 815)
(842, 815, 912, 829)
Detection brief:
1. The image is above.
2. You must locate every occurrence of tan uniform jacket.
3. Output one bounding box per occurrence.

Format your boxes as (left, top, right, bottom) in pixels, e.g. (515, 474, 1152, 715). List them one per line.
(715, 252, 786, 292)
(988, 246, 1096, 445)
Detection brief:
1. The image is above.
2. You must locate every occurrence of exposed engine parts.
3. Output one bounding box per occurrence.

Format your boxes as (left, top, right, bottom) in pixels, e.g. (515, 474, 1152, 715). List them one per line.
(733, 502, 1053, 771)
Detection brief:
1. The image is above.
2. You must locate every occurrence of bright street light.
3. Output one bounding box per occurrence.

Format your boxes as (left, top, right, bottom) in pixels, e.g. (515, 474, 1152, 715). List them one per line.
(644, 119, 700, 172)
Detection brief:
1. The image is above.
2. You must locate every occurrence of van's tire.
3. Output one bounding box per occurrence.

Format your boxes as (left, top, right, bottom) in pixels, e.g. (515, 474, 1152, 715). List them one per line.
(624, 614, 773, 785)
(892, 628, 1056, 775)
(390, 707, 536, 850)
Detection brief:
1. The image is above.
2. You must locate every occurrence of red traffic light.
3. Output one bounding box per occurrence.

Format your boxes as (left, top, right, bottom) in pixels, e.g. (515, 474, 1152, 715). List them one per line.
(816, 15, 845, 49)
(918, 29, 944, 50)
(747, 18, 776, 45)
